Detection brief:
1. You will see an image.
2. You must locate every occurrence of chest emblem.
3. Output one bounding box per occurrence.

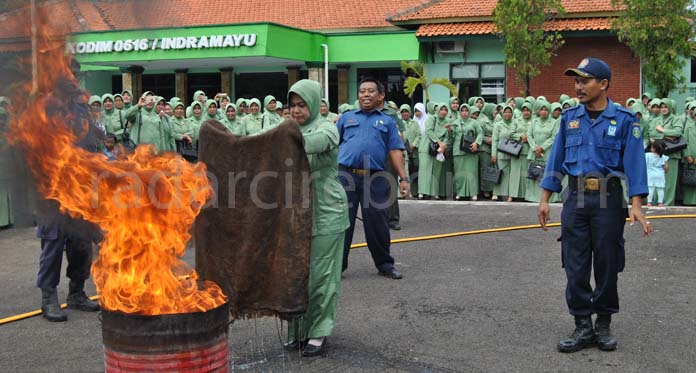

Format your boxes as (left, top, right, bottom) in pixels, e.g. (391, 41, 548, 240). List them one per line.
(607, 125, 617, 137)
(568, 120, 579, 129)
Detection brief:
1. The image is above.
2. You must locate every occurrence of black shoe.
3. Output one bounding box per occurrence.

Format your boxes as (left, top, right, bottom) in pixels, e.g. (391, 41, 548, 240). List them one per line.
(283, 339, 306, 351)
(302, 337, 327, 357)
(595, 314, 618, 351)
(41, 288, 67, 322)
(389, 222, 401, 230)
(558, 316, 597, 353)
(66, 291, 100, 312)
(378, 268, 403, 279)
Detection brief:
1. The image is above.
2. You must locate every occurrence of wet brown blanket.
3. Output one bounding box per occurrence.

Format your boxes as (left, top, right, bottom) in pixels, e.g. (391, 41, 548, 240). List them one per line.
(195, 119, 312, 320)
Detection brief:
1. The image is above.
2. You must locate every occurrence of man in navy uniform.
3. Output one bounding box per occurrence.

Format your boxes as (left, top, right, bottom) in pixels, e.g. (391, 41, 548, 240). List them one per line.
(337, 78, 410, 279)
(538, 58, 652, 352)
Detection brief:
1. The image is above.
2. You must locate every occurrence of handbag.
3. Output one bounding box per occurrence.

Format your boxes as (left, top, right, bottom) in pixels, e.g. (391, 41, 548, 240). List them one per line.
(460, 131, 476, 153)
(527, 161, 546, 181)
(663, 136, 687, 154)
(482, 165, 502, 184)
(176, 140, 199, 161)
(428, 141, 439, 156)
(497, 138, 522, 157)
(682, 166, 696, 187)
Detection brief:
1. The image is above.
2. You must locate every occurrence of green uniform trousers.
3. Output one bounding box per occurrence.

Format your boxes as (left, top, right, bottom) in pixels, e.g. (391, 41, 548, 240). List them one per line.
(289, 232, 345, 340)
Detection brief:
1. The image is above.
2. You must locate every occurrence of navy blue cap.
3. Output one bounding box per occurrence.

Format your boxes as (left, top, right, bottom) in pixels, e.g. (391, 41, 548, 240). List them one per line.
(564, 57, 611, 81)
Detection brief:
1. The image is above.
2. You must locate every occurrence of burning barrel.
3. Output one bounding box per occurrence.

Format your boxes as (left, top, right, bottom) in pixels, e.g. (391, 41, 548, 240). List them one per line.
(101, 302, 230, 372)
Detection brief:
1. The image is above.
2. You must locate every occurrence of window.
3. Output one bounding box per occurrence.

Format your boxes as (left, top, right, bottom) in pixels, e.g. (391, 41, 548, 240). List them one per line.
(451, 63, 505, 103)
(691, 58, 696, 83)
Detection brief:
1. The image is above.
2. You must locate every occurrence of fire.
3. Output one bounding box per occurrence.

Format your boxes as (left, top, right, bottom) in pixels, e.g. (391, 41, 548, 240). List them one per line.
(6, 10, 227, 315)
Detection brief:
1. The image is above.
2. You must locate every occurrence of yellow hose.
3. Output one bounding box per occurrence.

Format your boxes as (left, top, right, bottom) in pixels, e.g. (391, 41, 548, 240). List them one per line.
(2, 214, 694, 326)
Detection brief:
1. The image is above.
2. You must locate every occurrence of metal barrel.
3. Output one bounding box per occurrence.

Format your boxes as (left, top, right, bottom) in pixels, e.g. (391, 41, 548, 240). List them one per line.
(101, 302, 230, 372)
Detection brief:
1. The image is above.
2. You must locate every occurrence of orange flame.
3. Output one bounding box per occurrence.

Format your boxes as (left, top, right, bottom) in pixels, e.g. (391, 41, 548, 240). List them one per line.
(6, 10, 226, 315)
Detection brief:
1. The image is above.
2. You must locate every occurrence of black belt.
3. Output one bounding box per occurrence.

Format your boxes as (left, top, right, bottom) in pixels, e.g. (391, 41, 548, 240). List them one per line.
(339, 165, 377, 175)
(568, 176, 622, 192)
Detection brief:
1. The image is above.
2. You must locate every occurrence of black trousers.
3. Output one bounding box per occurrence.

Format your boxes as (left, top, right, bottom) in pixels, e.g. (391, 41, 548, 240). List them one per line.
(36, 228, 93, 289)
(561, 185, 626, 316)
(339, 168, 395, 272)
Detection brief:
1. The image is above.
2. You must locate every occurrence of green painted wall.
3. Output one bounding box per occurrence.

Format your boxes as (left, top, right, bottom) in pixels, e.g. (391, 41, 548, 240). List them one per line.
(82, 71, 112, 95)
(425, 63, 451, 104)
(329, 33, 420, 63)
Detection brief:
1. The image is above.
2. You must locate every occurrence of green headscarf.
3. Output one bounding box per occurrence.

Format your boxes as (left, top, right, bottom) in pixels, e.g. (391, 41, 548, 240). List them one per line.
(562, 99, 577, 108)
(192, 90, 206, 103)
(626, 98, 637, 107)
(88, 95, 102, 106)
(550, 102, 563, 116)
(338, 103, 352, 114)
(287, 79, 322, 126)
(263, 95, 277, 112)
(399, 104, 412, 116)
(190, 101, 203, 120)
(205, 99, 218, 119)
(482, 102, 496, 121)
(559, 94, 570, 103)
(426, 101, 436, 115)
(101, 93, 115, 114)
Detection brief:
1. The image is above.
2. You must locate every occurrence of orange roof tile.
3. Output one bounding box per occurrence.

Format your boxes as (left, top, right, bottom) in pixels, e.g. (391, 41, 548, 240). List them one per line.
(416, 17, 614, 37)
(390, 0, 621, 22)
(0, 0, 425, 42)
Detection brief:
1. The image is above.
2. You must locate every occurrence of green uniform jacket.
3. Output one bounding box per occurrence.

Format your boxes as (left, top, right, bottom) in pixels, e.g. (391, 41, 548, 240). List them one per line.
(262, 95, 283, 130)
(403, 119, 420, 154)
(649, 113, 684, 159)
(527, 116, 559, 162)
(419, 114, 452, 153)
(453, 117, 483, 156)
(492, 119, 517, 160)
(170, 115, 193, 141)
(477, 115, 495, 153)
(511, 117, 531, 156)
(684, 118, 696, 160)
(124, 105, 175, 152)
(289, 80, 349, 236)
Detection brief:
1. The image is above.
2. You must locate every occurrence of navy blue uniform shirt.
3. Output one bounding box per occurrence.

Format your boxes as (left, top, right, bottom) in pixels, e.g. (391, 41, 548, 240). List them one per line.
(541, 99, 648, 197)
(337, 108, 405, 171)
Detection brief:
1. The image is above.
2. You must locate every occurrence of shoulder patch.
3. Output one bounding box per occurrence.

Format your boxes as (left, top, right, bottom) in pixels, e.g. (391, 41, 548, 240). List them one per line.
(632, 126, 641, 139)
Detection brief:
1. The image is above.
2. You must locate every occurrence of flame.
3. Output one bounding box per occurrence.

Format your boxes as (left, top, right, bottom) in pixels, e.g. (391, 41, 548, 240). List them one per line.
(6, 10, 226, 315)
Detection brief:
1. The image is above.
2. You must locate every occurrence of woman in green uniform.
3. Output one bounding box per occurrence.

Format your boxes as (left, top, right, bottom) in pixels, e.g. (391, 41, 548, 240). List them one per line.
(123, 91, 175, 153)
(508, 102, 532, 201)
(243, 98, 264, 135)
(491, 105, 517, 201)
(648, 99, 683, 205)
(438, 103, 455, 199)
(477, 104, 496, 198)
(417, 105, 452, 199)
(525, 101, 559, 202)
(262, 95, 282, 129)
(121, 90, 133, 110)
(453, 104, 483, 200)
(448, 97, 460, 122)
(222, 103, 245, 136)
(170, 101, 194, 145)
(400, 104, 419, 186)
(682, 102, 696, 205)
(319, 99, 338, 123)
(283, 79, 349, 357)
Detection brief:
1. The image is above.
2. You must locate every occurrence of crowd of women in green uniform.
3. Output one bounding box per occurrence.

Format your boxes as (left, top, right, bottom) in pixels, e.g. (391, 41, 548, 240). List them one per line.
(397, 93, 696, 207)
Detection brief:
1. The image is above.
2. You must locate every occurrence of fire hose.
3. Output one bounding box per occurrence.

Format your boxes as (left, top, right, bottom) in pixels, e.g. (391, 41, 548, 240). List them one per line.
(1, 214, 694, 326)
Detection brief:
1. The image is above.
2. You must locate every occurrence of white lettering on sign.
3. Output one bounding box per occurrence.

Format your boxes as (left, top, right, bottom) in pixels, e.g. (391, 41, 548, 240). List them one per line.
(67, 34, 258, 54)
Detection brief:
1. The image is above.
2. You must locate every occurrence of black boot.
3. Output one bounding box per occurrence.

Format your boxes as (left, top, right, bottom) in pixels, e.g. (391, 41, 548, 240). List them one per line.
(595, 314, 618, 351)
(41, 288, 67, 322)
(66, 280, 100, 312)
(558, 315, 597, 353)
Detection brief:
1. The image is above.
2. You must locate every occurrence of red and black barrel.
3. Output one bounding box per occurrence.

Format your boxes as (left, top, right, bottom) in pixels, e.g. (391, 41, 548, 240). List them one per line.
(101, 302, 230, 372)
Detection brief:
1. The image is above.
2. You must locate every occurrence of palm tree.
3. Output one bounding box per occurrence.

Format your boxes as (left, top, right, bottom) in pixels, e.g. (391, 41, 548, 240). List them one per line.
(401, 61, 458, 102)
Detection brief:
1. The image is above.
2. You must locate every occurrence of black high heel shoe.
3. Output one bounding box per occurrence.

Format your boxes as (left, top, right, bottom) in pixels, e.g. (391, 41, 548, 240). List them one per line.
(301, 337, 327, 357)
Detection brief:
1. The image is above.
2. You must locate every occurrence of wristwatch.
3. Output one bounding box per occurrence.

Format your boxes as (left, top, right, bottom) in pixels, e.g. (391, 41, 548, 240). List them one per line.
(400, 176, 410, 183)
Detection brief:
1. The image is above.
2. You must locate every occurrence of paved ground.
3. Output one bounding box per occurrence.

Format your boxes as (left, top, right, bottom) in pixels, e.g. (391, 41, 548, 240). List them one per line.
(0, 201, 695, 372)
